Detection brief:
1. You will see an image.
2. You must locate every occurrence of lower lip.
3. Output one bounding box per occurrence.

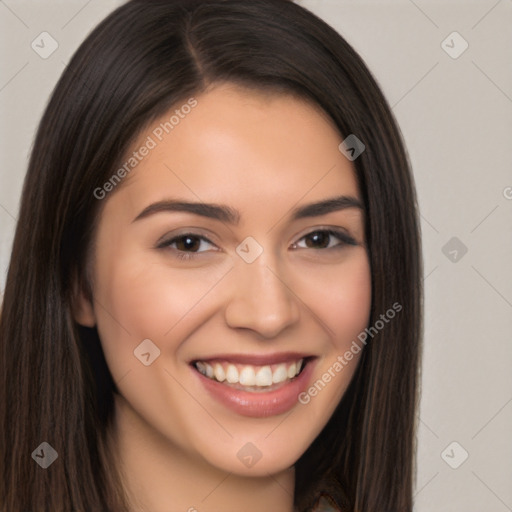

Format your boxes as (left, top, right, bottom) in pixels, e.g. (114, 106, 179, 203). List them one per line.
(192, 359, 315, 418)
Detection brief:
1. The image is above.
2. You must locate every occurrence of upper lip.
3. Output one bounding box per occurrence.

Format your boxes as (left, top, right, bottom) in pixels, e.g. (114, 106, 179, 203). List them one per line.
(190, 352, 314, 366)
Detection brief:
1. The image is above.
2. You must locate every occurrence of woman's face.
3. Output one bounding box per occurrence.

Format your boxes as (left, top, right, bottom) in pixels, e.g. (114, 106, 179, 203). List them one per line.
(76, 83, 371, 476)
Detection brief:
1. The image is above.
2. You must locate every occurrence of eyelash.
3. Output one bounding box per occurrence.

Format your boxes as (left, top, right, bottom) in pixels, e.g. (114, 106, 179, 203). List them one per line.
(157, 228, 358, 261)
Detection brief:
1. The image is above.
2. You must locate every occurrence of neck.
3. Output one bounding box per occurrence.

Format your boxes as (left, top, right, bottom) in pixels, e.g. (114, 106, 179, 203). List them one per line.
(109, 393, 296, 512)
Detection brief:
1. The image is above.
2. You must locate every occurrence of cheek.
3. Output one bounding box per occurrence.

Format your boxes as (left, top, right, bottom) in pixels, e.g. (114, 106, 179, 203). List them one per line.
(337, 260, 372, 344)
(305, 251, 372, 345)
(91, 248, 227, 371)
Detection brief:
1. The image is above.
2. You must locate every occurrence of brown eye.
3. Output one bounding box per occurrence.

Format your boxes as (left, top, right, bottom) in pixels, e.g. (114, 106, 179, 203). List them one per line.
(293, 229, 357, 250)
(173, 235, 202, 252)
(157, 233, 217, 260)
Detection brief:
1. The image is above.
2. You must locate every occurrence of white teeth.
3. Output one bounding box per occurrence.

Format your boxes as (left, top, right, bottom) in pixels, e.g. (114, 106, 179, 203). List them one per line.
(272, 364, 288, 384)
(205, 362, 214, 378)
(255, 366, 273, 386)
(214, 363, 226, 382)
(196, 361, 207, 375)
(287, 362, 297, 379)
(195, 358, 306, 387)
(226, 364, 239, 384)
(239, 366, 256, 386)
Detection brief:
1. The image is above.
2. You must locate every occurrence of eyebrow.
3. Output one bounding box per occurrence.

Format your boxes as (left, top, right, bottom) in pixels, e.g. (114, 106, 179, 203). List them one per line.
(132, 195, 363, 225)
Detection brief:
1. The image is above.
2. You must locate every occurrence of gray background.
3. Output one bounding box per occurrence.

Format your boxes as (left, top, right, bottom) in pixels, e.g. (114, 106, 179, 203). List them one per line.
(1, 1, 511, 510)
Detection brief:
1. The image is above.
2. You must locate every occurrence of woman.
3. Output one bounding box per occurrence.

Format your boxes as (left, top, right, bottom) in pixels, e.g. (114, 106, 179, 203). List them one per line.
(0, 0, 422, 511)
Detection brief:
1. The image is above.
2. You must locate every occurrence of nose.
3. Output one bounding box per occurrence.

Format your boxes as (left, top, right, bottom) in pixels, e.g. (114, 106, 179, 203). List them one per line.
(224, 255, 301, 339)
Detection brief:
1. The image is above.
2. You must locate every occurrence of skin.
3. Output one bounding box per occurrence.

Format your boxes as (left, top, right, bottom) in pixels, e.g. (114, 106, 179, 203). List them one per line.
(74, 83, 372, 512)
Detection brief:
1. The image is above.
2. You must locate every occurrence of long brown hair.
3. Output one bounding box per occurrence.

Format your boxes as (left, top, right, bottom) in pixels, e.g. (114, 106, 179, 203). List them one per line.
(0, 1, 422, 510)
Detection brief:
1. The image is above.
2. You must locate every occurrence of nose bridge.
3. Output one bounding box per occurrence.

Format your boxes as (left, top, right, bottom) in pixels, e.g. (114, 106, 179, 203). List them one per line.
(224, 247, 300, 337)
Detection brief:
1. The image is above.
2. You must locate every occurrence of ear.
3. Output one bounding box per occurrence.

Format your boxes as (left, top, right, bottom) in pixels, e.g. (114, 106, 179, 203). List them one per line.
(71, 274, 96, 327)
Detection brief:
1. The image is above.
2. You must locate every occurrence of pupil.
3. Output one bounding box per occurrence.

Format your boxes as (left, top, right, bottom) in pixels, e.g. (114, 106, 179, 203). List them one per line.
(307, 231, 328, 249)
(178, 236, 199, 251)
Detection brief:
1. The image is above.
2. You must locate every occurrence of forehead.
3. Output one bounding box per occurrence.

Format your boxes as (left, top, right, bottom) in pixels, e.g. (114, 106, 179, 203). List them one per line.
(103, 83, 360, 220)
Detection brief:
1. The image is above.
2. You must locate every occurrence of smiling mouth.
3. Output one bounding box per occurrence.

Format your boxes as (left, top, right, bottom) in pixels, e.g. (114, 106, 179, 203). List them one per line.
(191, 357, 311, 392)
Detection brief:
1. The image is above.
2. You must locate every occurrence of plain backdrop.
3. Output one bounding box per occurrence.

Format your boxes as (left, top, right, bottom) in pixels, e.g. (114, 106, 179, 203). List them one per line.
(1, 1, 511, 510)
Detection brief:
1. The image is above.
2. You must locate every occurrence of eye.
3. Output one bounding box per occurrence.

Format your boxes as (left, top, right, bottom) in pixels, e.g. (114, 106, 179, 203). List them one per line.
(157, 228, 358, 262)
(292, 228, 357, 250)
(157, 233, 217, 261)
